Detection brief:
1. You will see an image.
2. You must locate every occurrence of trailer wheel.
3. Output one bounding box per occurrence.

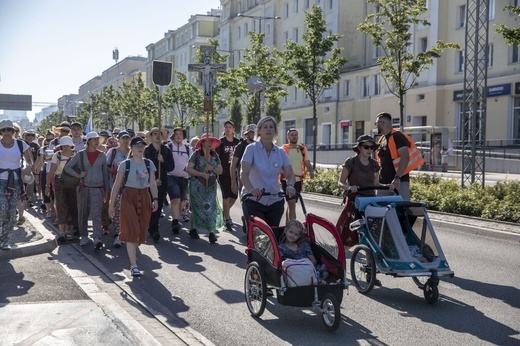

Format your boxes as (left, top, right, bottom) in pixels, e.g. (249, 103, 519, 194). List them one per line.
(351, 245, 376, 294)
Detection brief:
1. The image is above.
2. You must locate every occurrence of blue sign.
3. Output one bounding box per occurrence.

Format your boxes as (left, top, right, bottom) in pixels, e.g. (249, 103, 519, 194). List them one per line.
(486, 83, 511, 97)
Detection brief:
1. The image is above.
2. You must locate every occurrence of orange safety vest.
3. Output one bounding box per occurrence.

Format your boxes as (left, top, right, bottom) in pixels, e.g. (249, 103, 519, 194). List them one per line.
(281, 143, 307, 180)
(377, 129, 424, 176)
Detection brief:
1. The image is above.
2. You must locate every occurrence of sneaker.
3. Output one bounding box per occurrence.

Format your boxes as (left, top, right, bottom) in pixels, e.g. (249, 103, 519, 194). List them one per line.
(94, 237, 103, 249)
(171, 223, 181, 234)
(160, 213, 165, 218)
(57, 233, 66, 243)
(208, 232, 217, 243)
(1, 242, 11, 250)
(113, 237, 123, 248)
(130, 266, 141, 277)
(79, 236, 89, 246)
(189, 228, 200, 239)
(225, 219, 234, 232)
(65, 233, 74, 241)
(17, 216, 25, 225)
(102, 226, 109, 235)
(152, 232, 161, 242)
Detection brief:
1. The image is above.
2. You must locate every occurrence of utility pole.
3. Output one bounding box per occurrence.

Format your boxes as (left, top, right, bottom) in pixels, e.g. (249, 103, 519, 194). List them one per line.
(462, 0, 489, 187)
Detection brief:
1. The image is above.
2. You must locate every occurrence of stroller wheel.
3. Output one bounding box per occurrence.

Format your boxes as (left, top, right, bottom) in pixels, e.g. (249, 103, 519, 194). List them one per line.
(423, 281, 439, 304)
(350, 245, 377, 294)
(244, 262, 267, 317)
(321, 293, 341, 331)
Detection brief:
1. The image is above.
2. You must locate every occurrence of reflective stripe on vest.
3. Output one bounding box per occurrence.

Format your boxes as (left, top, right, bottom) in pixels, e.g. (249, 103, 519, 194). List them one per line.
(380, 130, 424, 176)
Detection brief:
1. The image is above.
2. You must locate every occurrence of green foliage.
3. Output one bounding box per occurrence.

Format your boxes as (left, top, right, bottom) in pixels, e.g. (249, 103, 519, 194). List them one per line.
(281, 5, 346, 168)
(37, 111, 61, 134)
(230, 99, 243, 132)
(357, 0, 459, 126)
(495, 5, 520, 46)
(266, 98, 282, 124)
(305, 171, 520, 223)
(163, 71, 204, 128)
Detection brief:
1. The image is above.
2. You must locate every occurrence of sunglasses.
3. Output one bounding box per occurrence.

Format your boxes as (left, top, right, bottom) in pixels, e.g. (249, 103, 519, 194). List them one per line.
(362, 145, 377, 150)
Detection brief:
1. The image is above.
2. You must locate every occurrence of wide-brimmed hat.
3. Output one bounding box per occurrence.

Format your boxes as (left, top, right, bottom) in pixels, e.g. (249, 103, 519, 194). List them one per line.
(112, 127, 121, 135)
(196, 133, 220, 150)
(169, 127, 185, 139)
(353, 135, 377, 153)
(243, 124, 257, 136)
(22, 172, 35, 185)
(52, 121, 71, 134)
(0, 119, 15, 131)
(147, 127, 168, 141)
(56, 136, 75, 148)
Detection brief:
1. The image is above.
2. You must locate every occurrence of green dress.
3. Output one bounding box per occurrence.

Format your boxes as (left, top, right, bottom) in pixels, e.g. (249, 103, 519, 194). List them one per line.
(188, 149, 224, 232)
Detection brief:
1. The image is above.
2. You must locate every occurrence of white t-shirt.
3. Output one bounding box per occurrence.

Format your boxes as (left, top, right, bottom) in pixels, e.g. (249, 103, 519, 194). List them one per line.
(0, 140, 29, 180)
(168, 142, 190, 178)
(51, 152, 72, 176)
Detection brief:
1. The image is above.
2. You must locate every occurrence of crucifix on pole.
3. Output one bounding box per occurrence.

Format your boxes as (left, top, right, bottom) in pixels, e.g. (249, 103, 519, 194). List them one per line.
(188, 45, 227, 186)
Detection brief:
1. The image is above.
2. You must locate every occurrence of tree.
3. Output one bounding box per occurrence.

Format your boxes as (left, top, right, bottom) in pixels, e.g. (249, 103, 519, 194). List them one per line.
(358, 0, 459, 128)
(162, 71, 204, 128)
(118, 73, 156, 130)
(266, 98, 282, 124)
(37, 111, 61, 135)
(222, 32, 288, 125)
(496, 5, 520, 45)
(229, 99, 243, 133)
(281, 5, 346, 169)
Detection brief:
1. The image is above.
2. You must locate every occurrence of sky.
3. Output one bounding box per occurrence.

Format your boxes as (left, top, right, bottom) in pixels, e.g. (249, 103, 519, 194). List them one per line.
(0, 0, 221, 119)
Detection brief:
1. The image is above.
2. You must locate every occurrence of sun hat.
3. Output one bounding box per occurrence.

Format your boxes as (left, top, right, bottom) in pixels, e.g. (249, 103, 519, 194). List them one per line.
(0, 119, 15, 131)
(112, 127, 121, 135)
(130, 137, 147, 147)
(243, 124, 257, 136)
(52, 121, 71, 134)
(117, 131, 130, 139)
(147, 127, 168, 141)
(169, 127, 185, 139)
(352, 134, 377, 153)
(22, 172, 35, 185)
(196, 133, 220, 150)
(56, 136, 75, 148)
(86, 131, 99, 140)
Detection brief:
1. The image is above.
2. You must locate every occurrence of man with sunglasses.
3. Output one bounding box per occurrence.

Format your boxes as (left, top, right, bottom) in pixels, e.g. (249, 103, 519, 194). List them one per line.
(280, 128, 314, 221)
(375, 112, 424, 201)
(0, 120, 34, 250)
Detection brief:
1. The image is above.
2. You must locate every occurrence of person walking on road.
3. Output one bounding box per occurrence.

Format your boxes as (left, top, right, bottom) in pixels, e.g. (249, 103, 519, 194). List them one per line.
(240, 116, 296, 228)
(280, 128, 314, 221)
(216, 120, 240, 232)
(0, 120, 34, 250)
(185, 134, 223, 243)
(375, 112, 424, 201)
(144, 127, 173, 242)
(166, 127, 191, 235)
(109, 137, 158, 277)
(63, 131, 110, 249)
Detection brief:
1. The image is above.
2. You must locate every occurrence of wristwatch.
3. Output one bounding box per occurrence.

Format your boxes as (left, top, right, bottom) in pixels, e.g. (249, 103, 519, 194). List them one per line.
(394, 175, 401, 180)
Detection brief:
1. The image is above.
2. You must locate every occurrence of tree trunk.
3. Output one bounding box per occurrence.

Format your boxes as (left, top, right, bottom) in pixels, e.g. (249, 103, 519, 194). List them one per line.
(312, 100, 318, 170)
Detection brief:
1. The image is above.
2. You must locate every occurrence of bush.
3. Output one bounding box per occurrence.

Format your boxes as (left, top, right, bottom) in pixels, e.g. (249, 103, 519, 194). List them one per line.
(305, 171, 520, 224)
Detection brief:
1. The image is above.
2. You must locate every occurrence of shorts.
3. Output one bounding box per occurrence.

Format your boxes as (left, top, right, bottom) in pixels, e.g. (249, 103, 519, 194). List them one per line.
(167, 175, 189, 200)
(218, 175, 238, 199)
(281, 180, 302, 202)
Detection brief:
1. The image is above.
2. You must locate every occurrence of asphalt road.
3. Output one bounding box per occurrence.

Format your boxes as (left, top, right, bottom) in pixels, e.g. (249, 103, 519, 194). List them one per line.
(69, 196, 520, 346)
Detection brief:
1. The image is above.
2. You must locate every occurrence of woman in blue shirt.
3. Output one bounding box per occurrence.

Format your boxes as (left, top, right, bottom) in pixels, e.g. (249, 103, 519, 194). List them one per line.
(240, 116, 296, 227)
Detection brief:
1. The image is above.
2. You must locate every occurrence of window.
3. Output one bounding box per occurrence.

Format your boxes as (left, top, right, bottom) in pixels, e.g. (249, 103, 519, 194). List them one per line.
(420, 37, 428, 53)
(244, 22, 249, 34)
(362, 76, 370, 97)
(304, 0, 310, 9)
(284, 3, 289, 18)
(417, 94, 425, 102)
(294, 0, 299, 13)
(284, 31, 289, 43)
(328, 0, 333, 10)
(265, 23, 271, 36)
(488, 0, 495, 21)
(373, 46, 380, 59)
(513, 44, 519, 63)
(514, 97, 520, 143)
(237, 1, 242, 14)
(458, 50, 465, 72)
(344, 80, 350, 97)
(293, 87, 298, 101)
(487, 44, 494, 67)
(293, 28, 299, 42)
(457, 5, 466, 28)
(374, 75, 380, 96)
(304, 91, 309, 100)
(237, 26, 241, 40)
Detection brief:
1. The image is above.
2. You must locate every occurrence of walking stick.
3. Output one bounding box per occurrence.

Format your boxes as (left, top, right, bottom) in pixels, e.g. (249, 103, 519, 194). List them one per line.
(204, 97, 211, 188)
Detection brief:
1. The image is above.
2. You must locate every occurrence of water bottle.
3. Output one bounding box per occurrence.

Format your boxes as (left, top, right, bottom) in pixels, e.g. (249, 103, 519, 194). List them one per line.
(316, 269, 321, 284)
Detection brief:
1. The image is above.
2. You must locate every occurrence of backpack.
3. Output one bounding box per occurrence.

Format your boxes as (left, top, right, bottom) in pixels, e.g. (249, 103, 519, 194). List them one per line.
(58, 151, 85, 188)
(120, 158, 152, 193)
(16, 139, 24, 163)
(282, 258, 317, 287)
(168, 142, 191, 156)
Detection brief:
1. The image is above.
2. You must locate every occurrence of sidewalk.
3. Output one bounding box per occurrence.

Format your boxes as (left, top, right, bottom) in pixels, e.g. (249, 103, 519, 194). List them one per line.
(0, 207, 212, 346)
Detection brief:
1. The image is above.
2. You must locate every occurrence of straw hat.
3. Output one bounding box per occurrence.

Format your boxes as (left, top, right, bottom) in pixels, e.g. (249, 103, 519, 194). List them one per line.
(147, 127, 169, 141)
(196, 133, 220, 150)
(52, 121, 71, 135)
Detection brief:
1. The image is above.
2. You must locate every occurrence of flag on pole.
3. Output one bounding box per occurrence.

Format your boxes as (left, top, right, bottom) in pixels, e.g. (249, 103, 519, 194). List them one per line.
(85, 111, 93, 133)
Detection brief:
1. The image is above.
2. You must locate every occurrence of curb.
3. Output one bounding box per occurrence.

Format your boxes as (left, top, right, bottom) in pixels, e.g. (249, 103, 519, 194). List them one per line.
(0, 212, 57, 261)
